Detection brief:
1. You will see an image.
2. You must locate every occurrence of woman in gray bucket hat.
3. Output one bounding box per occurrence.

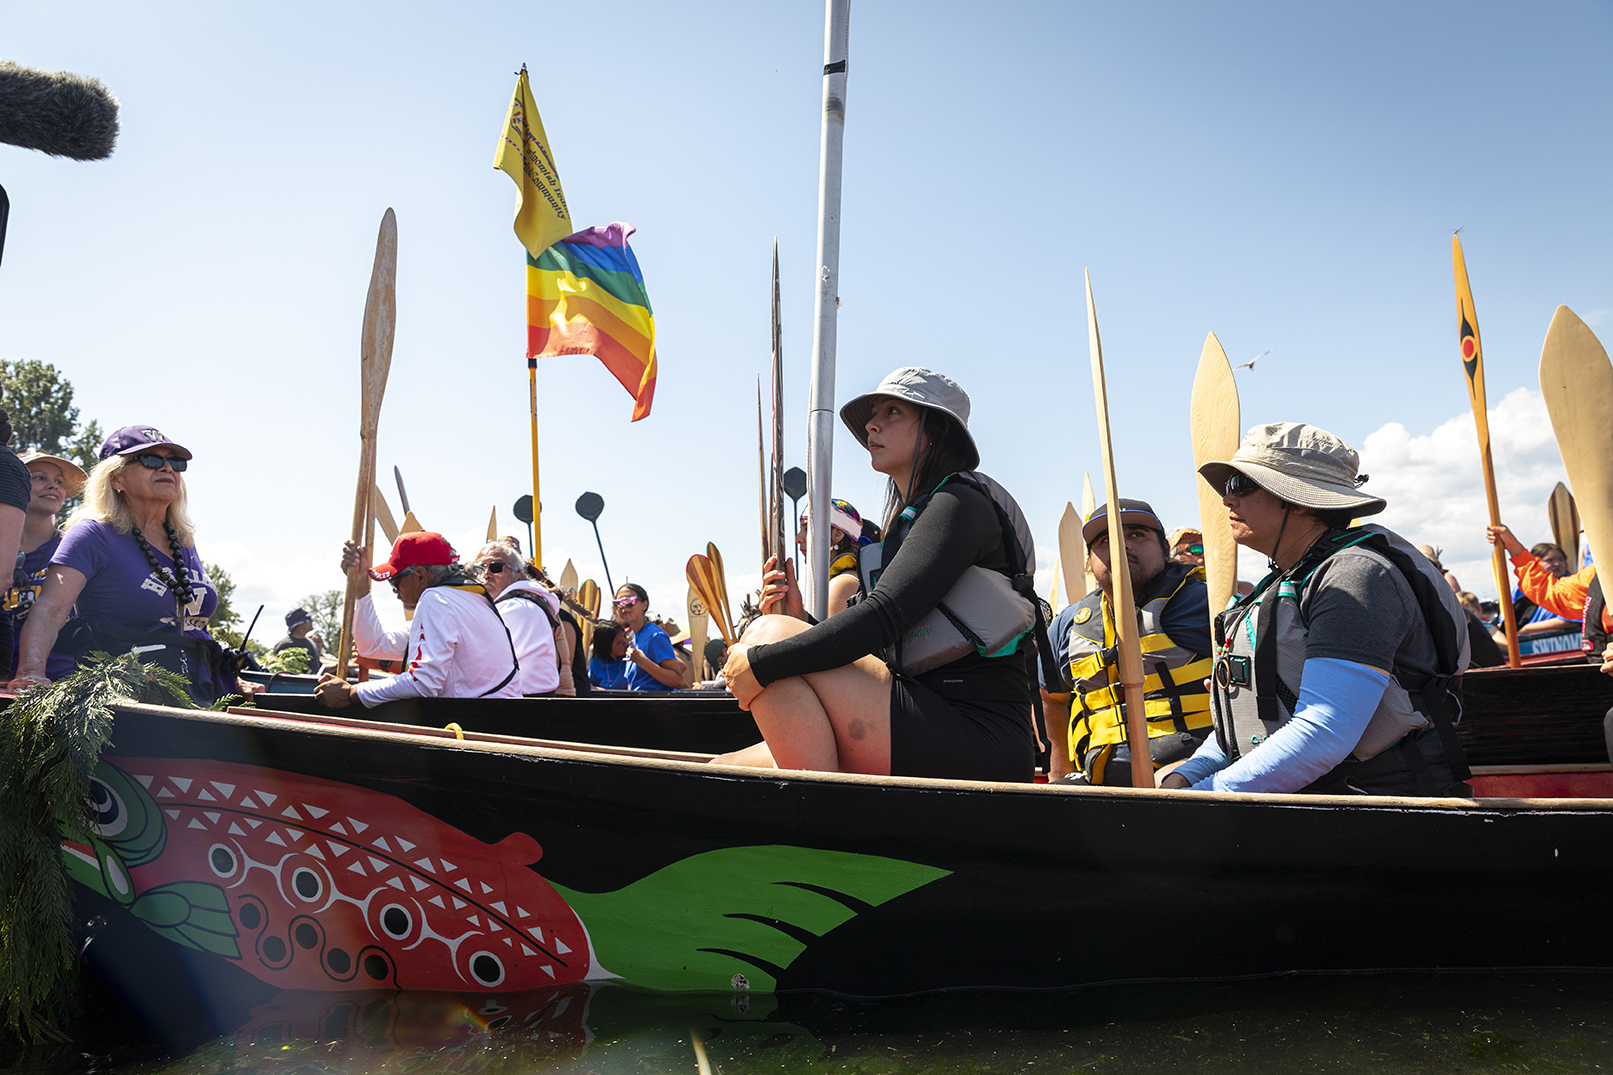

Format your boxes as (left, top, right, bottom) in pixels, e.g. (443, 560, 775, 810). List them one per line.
(716, 367, 1041, 782)
(1162, 422, 1474, 798)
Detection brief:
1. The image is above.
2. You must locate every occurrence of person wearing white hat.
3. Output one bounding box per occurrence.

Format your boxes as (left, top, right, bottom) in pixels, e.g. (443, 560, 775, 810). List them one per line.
(717, 367, 1042, 782)
(1162, 422, 1472, 796)
(3, 451, 87, 679)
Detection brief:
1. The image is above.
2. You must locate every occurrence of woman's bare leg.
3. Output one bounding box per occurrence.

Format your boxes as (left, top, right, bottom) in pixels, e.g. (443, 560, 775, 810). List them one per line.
(711, 741, 776, 767)
(738, 615, 893, 775)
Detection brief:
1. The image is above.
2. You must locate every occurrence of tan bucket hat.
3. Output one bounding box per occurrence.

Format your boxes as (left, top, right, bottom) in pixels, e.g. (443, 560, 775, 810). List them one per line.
(1197, 422, 1385, 516)
(839, 367, 980, 472)
(17, 451, 88, 498)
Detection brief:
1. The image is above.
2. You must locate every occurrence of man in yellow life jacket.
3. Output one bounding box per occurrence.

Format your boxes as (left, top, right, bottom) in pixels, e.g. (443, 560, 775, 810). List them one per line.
(1048, 499, 1214, 786)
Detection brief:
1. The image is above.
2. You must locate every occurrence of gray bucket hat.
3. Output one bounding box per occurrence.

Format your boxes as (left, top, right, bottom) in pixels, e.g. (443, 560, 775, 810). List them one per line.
(1197, 422, 1386, 516)
(839, 367, 980, 471)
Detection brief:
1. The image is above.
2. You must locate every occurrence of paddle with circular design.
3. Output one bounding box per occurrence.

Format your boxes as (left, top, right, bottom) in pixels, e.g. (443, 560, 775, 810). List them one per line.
(687, 554, 736, 646)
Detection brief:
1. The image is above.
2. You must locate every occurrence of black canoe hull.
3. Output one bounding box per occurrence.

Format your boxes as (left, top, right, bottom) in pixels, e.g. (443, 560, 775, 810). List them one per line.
(247, 662, 1613, 767)
(71, 702, 1613, 1014)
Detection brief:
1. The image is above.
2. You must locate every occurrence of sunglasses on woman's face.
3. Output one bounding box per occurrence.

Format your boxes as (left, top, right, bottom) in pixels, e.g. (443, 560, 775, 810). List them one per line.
(1223, 472, 1261, 498)
(614, 596, 641, 609)
(134, 453, 188, 472)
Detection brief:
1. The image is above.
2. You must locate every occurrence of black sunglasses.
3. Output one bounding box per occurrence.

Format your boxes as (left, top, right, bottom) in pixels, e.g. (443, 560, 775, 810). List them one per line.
(387, 566, 417, 591)
(134, 452, 188, 472)
(481, 561, 508, 575)
(1223, 472, 1260, 498)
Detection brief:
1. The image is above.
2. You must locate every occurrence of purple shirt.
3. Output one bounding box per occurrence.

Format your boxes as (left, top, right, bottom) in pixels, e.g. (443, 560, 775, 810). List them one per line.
(5, 530, 76, 679)
(53, 521, 221, 692)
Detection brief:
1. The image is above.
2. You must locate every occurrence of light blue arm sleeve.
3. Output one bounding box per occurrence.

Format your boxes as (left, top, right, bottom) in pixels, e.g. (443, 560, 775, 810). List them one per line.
(1185, 658, 1390, 794)
(1170, 729, 1230, 787)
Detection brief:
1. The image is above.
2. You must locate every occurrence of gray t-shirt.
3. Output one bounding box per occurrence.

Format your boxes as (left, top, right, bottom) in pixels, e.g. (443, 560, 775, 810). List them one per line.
(1297, 540, 1455, 681)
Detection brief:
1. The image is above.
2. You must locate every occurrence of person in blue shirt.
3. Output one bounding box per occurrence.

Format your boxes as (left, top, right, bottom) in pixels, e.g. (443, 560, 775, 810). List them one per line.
(612, 583, 686, 691)
(588, 620, 631, 690)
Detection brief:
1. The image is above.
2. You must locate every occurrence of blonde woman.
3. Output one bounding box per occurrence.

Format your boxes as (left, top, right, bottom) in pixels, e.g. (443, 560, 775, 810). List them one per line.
(9, 426, 248, 704)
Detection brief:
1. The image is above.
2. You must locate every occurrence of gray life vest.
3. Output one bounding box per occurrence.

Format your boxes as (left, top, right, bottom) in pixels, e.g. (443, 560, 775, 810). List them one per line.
(1211, 525, 1471, 787)
(855, 471, 1039, 677)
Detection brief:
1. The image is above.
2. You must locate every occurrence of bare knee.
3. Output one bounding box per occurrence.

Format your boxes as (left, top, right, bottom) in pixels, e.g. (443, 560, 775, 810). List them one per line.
(741, 614, 812, 646)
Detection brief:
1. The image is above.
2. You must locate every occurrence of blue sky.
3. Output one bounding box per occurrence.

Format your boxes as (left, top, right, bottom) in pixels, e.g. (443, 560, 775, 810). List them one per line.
(1, 0, 1608, 632)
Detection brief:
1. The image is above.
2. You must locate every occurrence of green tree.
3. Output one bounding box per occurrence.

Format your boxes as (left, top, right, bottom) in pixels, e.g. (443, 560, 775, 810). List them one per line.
(206, 563, 239, 631)
(0, 360, 104, 520)
(298, 590, 343, 645)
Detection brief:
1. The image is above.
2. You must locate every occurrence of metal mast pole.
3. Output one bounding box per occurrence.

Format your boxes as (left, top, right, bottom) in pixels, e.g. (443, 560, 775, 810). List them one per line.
(806, 0, 851, 619)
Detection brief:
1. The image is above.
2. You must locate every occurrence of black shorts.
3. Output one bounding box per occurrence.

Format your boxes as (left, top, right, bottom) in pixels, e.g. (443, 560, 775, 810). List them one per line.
(888, 673, 1035, 783)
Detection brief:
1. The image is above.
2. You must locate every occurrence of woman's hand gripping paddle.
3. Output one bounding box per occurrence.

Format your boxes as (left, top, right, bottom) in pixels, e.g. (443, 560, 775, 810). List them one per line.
(339, 209, 397, 677)
(1086, 271, 1154, 789)
(1539, 306, 1613, 618)
(1191, 332, 1240, 617)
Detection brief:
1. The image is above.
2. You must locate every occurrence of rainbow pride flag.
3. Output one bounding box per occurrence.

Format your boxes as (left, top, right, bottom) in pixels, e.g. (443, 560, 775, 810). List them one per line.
(528, 223, 657, 421)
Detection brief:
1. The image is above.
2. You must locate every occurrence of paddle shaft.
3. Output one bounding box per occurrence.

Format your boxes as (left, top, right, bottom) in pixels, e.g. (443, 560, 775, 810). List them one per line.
(1453, 235, 1521, 667)
(1085, 271, 1154, 789)
(757, 380, 769, 567)
(590, 519, 615, 598)
(529, 358, 543, 569)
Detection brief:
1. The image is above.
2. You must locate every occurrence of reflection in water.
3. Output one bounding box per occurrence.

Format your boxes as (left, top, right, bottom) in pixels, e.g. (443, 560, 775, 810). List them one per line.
(11, 973, 1613, 1072)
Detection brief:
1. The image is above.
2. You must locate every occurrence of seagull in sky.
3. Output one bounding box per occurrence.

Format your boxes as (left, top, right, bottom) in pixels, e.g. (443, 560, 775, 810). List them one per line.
(1234, 349, 1272, 371)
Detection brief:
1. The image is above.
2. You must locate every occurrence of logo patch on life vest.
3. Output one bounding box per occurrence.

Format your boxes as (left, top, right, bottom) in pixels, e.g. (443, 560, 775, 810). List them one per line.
(1073, 607, 1093, 624)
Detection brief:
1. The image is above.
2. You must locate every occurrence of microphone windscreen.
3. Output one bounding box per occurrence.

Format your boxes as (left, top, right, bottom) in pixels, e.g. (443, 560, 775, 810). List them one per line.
(0, 61, 119, 161)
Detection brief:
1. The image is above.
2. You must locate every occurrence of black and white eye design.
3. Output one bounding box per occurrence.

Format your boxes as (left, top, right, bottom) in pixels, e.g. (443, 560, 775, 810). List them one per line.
(379, 903, 413, 940)
(87, 778, 127, 837)
(207, 843, 238, 878)
(290, 866, 323, 903)
(467, 950, 505, 987)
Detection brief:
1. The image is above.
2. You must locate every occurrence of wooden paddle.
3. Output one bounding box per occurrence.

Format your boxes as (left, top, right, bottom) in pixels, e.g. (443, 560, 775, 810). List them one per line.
(372, 483, 399, 545)
(687, 587, 711, 682)
(338, 209, 398, 677)
(1547, 482, 1580, 568)
(578, 579, 600, 618)
(1048, 553, 1061, 610)
(687, 554, 735, 646)
(1085, 271, 1154, 790)
(1453, 235, 1521, 667)
(1057, 501, 1085, 605)
(1081, 472, 1098, 596)
(1191, 331, 1241, 617)
(399, 511, 421, 535)
(706, 541, 736, 642)
(487, 507, 498, 543)
(1539, 306, 1613, 601)
(559, 559, 578, 595)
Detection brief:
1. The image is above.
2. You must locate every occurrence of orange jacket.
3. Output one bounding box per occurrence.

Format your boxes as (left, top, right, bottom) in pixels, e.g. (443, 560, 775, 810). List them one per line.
(1509, 554, 1610, 632)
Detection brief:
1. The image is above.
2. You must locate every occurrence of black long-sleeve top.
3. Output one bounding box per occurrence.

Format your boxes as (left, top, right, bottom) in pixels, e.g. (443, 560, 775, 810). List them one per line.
(748, 481, 1031, 708)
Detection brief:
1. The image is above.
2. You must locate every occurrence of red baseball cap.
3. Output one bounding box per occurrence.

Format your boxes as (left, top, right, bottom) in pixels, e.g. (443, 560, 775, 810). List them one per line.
(369, 532, 457, 581)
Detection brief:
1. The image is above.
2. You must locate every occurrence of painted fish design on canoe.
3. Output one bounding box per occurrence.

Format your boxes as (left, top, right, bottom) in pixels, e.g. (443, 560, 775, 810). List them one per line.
(63, 757, 951, 995)
(62, 758, 592, 992)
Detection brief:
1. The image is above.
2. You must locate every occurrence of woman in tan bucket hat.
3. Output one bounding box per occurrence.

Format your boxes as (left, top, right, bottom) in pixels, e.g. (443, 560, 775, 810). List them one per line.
(1161, 422, 1474, 797)
(716, 367, 1041, 781)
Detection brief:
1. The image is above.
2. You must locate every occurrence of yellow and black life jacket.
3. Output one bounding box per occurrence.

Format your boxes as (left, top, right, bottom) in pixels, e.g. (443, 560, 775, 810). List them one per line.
(1066, 563, 1213, 783)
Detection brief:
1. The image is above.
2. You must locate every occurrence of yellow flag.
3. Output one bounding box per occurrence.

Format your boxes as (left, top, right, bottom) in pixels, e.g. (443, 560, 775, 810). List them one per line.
(494, 67, 572, 259)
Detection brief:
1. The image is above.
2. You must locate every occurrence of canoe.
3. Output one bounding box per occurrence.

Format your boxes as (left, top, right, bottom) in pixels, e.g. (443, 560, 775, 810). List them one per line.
(64, 698, 1613, 1038)
(241, 661, 1613, 768)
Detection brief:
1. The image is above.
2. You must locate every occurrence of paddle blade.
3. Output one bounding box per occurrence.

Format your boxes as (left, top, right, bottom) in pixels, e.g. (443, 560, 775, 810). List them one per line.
(399, 511, 421, 534)
(579, 579, 600, 618)
(1081, 472, 1097, 596)
(1453, 235, 1493, 444)
(487, 507, 498, 543)
(371, 484, 399, 544)
(1548, 482, 1581, 568)
(706, 541, 735, 635)
(687, 586, 711, 681)
(1191, 331, 1241, 616)
(1539, 305, 1613, 580)
(687, 555, 735, 645)
(559, 559, 578, 593)
(1057, 502, 1085, 604)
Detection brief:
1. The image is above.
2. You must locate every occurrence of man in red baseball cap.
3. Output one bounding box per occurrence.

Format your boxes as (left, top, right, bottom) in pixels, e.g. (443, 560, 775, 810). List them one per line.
(315, 532, 520, 707)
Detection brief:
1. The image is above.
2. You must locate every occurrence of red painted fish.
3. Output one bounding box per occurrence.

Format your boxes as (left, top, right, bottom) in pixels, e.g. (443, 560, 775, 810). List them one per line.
(63, 758, 596, 992)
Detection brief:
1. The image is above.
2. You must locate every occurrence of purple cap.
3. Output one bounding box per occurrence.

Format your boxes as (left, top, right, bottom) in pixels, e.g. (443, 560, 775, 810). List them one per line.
(99, 425, 192, 461)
